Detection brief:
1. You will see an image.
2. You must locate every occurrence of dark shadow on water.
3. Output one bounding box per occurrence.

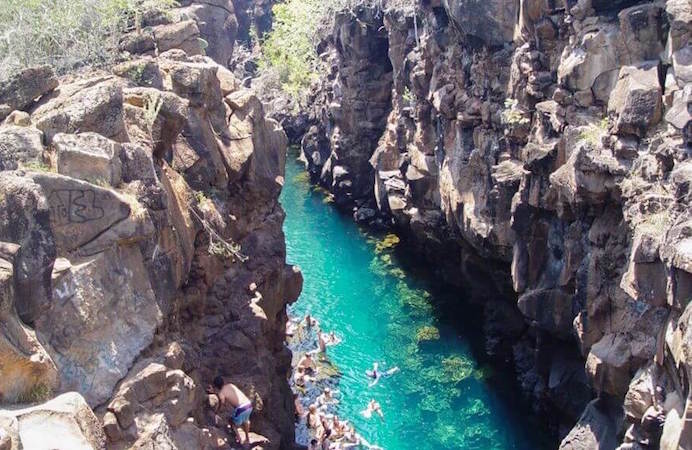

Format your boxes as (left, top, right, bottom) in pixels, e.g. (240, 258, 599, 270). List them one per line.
(390, 244, 555, 449)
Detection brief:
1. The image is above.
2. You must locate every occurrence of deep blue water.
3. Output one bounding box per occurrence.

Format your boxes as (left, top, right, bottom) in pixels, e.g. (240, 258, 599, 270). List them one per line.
(280, 151, 551, 450)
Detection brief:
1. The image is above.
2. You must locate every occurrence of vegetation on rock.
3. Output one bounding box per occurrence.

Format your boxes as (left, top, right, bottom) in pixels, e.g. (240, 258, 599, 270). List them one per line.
(0, 0, 177, 78)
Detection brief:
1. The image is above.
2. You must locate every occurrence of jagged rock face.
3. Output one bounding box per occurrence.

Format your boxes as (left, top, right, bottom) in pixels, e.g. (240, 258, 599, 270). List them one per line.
(178, 0, 239, 66)
(303, 7, 393, 206)
(0, 2, 298, 449)
(303, 0, 692, 446)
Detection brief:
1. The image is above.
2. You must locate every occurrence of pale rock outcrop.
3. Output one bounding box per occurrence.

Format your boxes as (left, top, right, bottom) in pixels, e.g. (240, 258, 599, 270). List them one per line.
(32, 77, 128, 144)
(37, 246, 162, 407)
(0, 392, 106, 450)
(54, 133, 123, 187)
(152, 20, 205, 57)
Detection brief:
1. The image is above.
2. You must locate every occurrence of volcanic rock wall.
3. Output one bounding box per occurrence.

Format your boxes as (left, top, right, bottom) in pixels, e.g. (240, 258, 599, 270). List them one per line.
(301, 0, 691, 448)
(0, 2, 302, 450)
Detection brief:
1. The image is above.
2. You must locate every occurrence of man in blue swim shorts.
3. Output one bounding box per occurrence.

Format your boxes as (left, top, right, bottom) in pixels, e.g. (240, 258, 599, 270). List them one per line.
(214, 375, 253, 446)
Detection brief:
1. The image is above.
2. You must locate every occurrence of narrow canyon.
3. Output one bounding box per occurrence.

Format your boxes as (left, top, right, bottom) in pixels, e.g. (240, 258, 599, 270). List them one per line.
(0, 0, 689, 450)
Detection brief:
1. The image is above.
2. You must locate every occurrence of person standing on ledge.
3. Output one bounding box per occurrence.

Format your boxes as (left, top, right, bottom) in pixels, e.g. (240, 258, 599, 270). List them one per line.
(213, 376, 253, 446)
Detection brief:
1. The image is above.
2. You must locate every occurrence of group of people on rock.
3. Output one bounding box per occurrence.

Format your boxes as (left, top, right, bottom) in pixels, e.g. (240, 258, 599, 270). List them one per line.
(288, 314, 384, 450)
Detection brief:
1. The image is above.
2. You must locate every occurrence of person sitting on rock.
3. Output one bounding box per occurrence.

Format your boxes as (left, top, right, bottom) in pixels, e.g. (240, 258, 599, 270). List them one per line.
(307, 404, 324, 442)
(298, 353, 317, 375)
(318, 332, 327, 353)
(322, 427, 335, 450)
(295, 367, 315, 388)
(330, 415, 347, 438)
(316, 388, 338, 411)
(294, 393, 305, 420)
(304, 313, 319, 330)
(213, 376, 253, 446)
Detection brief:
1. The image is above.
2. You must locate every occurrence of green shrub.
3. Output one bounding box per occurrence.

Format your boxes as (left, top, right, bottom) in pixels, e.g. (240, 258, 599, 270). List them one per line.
(257, 0, 323, 98)
(257, 0, 398, 100)
(578, 118, 609, 147)
(0, 0, 177, 79)
(17, 383, 52, 404)
(501, 99, 530, 126)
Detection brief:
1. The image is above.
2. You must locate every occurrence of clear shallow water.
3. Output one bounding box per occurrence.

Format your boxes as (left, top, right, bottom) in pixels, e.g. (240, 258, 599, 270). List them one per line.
(281, 153, 551, 450)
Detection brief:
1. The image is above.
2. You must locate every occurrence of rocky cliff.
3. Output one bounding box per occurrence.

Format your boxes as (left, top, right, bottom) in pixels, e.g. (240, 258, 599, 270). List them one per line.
(300, 0, 691, 448)
(0, 2, 303, 450)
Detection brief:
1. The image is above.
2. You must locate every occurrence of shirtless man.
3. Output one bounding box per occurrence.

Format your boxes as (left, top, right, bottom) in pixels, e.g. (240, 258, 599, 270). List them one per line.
(213, 376, 253, 446)
(297, 353, 317, 374)
(366, 362, 399, 387)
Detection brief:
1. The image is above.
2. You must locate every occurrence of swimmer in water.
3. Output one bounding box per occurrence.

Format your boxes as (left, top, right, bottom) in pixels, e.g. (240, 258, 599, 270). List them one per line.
(361, 399, 384, 420)
(366, 362, 400, 387)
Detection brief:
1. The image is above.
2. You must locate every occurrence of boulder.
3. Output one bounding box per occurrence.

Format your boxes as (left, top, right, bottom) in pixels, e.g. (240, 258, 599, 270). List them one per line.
(152, 20, 204, 56)
(28, 172, 131, 253)
(105, 362, 198, 442)
(32, 78, 127, 143)
(223, 90, 287, 194)
(119, 143, 159, 184)
(36, 246, 162, 407)
(54, 133, 123, 186)
(0, 125, 45, 171)
(113, 59, 164, 89)
(559, 399, 621, 450)
(0, 392, 106, 450)
(160, 56, 222, 110)
(179, 1, 238, 66)
(623, 364, 656, 422)
(608, 63, 663, 138)
(0, 66, 58, 121)
(0, 173, 56, 324)
(586, 333, 655, 398)
(122, 87, 189, 158)
(617, 4, 666, 64)
(0, 244, 58, 403)
(558, 25, 620, 93)
(119, 30, 156, 56)
(665, 85, 691, 145)
(445, 0, 518, 46)
(665, 0, 692, 54)
(2, 111, 31, 127)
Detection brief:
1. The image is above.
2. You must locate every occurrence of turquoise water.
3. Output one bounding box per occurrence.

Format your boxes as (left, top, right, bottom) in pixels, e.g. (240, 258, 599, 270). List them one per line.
(281, 153, 550, 450)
